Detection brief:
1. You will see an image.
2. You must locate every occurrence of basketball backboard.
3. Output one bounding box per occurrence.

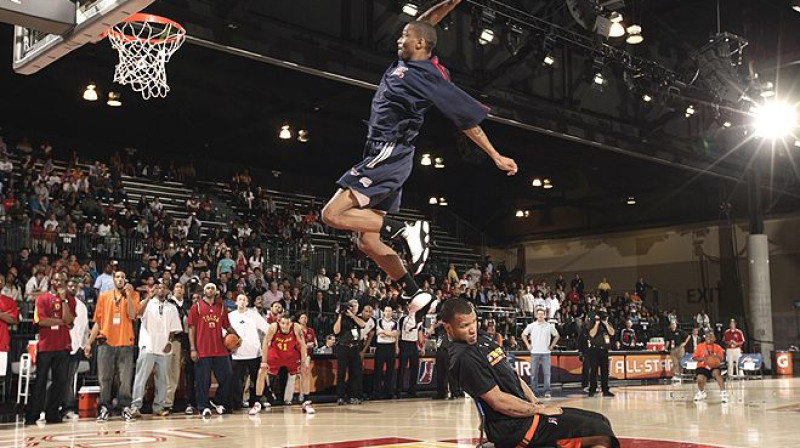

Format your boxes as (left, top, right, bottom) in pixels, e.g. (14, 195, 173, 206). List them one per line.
(10, 0, 156, 75)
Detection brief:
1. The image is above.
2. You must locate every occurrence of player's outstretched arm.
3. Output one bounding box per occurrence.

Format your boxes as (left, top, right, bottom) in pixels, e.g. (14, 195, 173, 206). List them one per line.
(463, 126, 518, 176)
(418, 0, 462, 26)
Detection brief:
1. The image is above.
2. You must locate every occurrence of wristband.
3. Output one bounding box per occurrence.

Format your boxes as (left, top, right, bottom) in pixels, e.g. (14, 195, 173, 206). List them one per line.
(190, 349, 197, 352)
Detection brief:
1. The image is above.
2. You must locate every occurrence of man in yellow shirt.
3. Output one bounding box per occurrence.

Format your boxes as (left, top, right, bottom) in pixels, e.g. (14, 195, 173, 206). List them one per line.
(84, 271, 140, 421)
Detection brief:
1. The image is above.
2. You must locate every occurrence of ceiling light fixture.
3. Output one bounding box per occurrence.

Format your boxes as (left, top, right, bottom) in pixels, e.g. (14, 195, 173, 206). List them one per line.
(625, 24, 643, 44)
(297, 129, 310, 143)
(626, 196, 636, 205)
(107, 91, 122, 107)
(792, 0, 800, 13)
(593, 72, 605, 86)
(279, 124, 292, 140)
(753, 100, 798, 139)
(642, 93, 652, 102)
(434, 157, 445, 169)
(421, 153, 432, 166)
(543, 54, 555, 66)
(439, 197, 448, 206)
(83, 83, 98, 101)
(532, 178, 543, 187)
(685, 105, 695, 118)
(515, 210, 524, 218)
(401, 2, 419, 17)
(543, 179, 553, 189)
(608, 12, 625, 38)
(429, 197, 438, 205)
(723, 121, 732, 128)
(479, 28, 495, 45)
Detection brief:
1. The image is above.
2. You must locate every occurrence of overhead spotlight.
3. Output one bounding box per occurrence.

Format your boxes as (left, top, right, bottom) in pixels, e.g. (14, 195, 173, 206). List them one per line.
(107, 91, 122, 107)
(685, 105, 695, 118)
(479, 28, 495, 45)
(515, 210, 524, 218)
(642, 93, 652, 102)
(297, 129, 310, 143)
(429, 197, 438, 205)
(421, 153, 432, 166)
(626, 196, 636, 205)
(792, 0, 800, 13)
(723, 121, 732, 128)
(83, 83, 98, 101)
(626, 24, 643, 44)
(543, 179, 553, 189)
(608, 12, 625, 38)
(434, 157, 445, 169)
(524, 210, 531, 217)
(754, 100, 798, 139)
(279, 124, 292, 140)
(439, 197, 448, 206)
(532, 178, 543, 187)
(543, 54, 556, 66)
(593, 72, 605, 86)
(759, 82, 775, 98)
(401, 1, 419, 17)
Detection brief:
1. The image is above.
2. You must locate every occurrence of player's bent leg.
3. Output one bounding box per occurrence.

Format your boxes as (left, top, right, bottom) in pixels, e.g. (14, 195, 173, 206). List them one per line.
(322, 189, 382, 233)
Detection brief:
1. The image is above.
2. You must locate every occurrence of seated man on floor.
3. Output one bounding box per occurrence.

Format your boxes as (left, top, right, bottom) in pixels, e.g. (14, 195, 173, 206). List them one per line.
(443, 298, 619, 448)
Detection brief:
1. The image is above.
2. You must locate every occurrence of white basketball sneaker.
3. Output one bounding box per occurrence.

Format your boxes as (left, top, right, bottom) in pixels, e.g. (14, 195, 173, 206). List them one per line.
(720, 390, 729, 403)
(248, 402, 262, 415)
(401, 221, 431, 276)
(407, 290, 434, 325)
(302, 400, 315, 414)
(693, 390, 707, 402)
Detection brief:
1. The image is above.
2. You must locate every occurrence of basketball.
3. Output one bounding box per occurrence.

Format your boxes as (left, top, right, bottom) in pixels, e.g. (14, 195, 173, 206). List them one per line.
(224, 333, 240, 352)
(704, 354, 721, 369)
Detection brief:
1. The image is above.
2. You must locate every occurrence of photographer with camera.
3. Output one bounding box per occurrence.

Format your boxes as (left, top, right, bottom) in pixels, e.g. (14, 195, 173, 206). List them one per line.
(588, 308, 615, 397)
(333, 299, 367, 405)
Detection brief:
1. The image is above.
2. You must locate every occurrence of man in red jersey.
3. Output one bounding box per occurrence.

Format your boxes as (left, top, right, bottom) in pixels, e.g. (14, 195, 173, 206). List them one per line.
(0, 274, 20, 356)
(722, 319, 745, 378)
(188, 283, 240, 418)
(26, 272, 74, 425)
(261, 315, 313, 413)
(297, 313, 317, 403)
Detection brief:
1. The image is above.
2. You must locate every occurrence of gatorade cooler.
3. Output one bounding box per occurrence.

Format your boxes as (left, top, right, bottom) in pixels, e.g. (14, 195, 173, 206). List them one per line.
(78, 386, 101, 416)
(773, 351, 793, 376)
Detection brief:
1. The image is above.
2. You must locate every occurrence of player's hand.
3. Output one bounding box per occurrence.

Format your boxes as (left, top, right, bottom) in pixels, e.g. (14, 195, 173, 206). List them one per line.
(190, 350, 198, 362)
(537, 406, 563, 416)
(493, 155, 518, 176)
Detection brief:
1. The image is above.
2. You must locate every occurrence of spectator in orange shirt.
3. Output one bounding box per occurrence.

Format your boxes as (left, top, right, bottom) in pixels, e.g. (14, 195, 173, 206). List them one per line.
(84, 271, 140, 421)
(691, 330, 728, 403)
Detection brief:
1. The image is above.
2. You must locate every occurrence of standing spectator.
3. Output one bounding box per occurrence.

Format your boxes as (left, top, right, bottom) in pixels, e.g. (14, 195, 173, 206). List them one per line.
(297, 313, 317, 402)
(571, 274, 584, 297)
(373, 306, 398, 399)
(229, 294, 269, 414)
(546, 294, 560, 321)
(722, 319, 745, 378)
(397, 309, 425, 398)
(597, 277, 611, 303)
(665, 321, 688, 380)
(63, 278, 88, 420)
(588, 309, 615, 397)
(188, 283, 239, 418)
(25, 273, 74, 425)
(165, 283, 191, 414)
(84, 271, 140, 421)
(333, 299, 366, 405)
(685, 327, 703, 354)
(128, 282, 182, 418)
(635, 277, 649, 300)
(25, 268, 49, 314)
(695, 309, 710, 329)
(94, 262, 116, 294)
(518, 287, 534, 317)
(0, 275, 20, 354)
(521, 309, 560, 399)
(263, 282, 282, 308)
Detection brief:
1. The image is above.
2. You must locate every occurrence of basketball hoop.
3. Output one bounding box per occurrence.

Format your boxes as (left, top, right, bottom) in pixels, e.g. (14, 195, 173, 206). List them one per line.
(106, 13, 185, 100)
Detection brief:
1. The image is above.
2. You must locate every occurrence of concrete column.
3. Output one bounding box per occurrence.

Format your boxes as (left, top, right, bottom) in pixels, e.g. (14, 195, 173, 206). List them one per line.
(747, 234, 774, 368)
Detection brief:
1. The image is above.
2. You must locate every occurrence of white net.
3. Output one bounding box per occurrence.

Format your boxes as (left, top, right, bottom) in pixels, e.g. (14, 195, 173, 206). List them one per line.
(108, 17, 185, 100)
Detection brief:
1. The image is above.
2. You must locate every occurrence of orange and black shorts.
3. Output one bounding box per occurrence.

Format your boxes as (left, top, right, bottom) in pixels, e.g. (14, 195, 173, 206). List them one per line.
(516, 408, 619, 448)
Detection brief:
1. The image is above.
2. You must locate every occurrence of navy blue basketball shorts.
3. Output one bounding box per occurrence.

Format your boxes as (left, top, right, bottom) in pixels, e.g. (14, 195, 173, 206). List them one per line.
(336, 140, 414, 213)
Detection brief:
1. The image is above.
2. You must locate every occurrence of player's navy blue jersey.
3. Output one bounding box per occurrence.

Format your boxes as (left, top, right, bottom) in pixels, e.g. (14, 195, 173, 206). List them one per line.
(367, 56, 489, 143)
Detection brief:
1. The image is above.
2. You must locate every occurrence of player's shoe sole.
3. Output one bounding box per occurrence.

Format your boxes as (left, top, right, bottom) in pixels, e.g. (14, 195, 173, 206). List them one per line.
(403, 221, 430, 276)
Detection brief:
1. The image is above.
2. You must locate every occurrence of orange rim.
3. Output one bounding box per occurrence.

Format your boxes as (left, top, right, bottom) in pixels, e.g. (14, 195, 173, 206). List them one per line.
(105, 13, 186, 45)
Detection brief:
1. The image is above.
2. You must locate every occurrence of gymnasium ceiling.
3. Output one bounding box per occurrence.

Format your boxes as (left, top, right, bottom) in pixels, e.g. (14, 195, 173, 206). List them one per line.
(2, 0, 800, 242)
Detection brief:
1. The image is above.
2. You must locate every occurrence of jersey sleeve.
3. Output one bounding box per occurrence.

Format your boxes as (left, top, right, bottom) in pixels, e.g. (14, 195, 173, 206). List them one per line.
(187, 303, 198, 328)
(457, 350, 497, 398)
(418, 72, 489, 130)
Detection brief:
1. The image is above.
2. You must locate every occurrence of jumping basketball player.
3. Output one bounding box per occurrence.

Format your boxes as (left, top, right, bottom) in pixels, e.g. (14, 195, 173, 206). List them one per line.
(321, 0, 517, 326)
(443, 298, 619, 448)
(259, 315, 315, 414)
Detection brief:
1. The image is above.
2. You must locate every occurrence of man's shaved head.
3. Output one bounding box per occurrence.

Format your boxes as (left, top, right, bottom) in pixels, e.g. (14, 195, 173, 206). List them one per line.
(408, 21, 438, 51)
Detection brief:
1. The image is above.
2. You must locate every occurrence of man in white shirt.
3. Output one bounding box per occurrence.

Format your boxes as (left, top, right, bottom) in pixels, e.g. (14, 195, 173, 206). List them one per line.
(546, 295, 561, 321)
(521, 308, 560, 399)
(62, 279, 89, 419)
(229, 294, 269, 415)
(128, 283, 183, 418)
(519, 287, 534, 316)
(373, 306, 398, 399)
(25, 269, 48, 305)
(532, 292, 547, 313)
(311, 268, 330, 292)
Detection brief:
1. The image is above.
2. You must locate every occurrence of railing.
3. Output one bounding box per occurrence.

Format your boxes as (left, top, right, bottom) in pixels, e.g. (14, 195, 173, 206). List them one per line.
(0, 223, 146, 261)
(432, 207, 495, 255)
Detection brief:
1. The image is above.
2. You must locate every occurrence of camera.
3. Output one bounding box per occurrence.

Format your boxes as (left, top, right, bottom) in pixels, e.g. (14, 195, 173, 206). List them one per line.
(599, 311, 608, 321)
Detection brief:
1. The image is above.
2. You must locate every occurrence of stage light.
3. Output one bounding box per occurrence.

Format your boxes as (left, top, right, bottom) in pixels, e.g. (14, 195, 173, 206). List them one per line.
(83, 83, 98, 101)
(107, 92, 122, 107)
(297, 129, 310, 143)
(685, 105, 695, 118)
(279, 124, 292, 140)
(642, 93, 652, 102)
(626, 25, 643, 44)
(515, 210, 524, 218)
(421, 153, 432, 166)
(593, 72, 605, 85)
(543, 54, 556, 66)
(626, 196, 636, 205)
(434, 157, 445, 169)
(543, 179, 553, 189)
(439, 197, 448, 206)
(429, 197, 438, 205)
(753, 100, 798, 139)
(401, 2, 418, 17)
(532, 178, 543, 187)
(479, 28, 495, 45)
(792, 0, 800, 13)
(609, 22, 625, 38)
